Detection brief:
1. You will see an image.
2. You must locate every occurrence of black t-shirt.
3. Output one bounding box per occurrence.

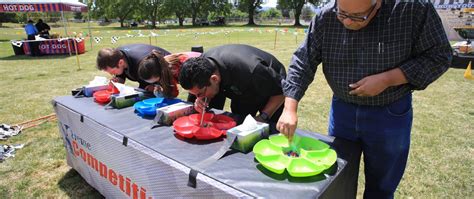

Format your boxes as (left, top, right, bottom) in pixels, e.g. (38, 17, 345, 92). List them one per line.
(35, 22, 50, 35)
(116, 44, 170, 88)
(204, 44, 287, 105)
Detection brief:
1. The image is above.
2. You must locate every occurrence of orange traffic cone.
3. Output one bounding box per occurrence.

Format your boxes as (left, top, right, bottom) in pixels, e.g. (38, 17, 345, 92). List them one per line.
(464, 61, 474, 80)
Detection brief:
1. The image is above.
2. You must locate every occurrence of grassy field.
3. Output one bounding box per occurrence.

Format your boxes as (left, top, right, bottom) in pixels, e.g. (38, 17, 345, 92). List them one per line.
(0, 22, 472, 198)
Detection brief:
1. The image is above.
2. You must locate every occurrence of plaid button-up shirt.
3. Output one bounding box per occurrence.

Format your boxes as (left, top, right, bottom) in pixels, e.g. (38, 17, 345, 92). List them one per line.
(283, 0, 452, 106)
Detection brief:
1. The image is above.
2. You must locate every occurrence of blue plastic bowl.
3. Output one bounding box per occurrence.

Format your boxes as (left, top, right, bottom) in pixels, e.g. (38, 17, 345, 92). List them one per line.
(133, 98, 182, 117)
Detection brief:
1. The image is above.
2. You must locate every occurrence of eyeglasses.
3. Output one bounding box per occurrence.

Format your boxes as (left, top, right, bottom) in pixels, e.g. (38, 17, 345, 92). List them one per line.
(334, 3, 377, 22)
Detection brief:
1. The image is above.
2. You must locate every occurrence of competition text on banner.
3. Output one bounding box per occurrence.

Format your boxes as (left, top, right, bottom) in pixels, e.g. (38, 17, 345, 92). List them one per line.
(61, 123, 152, 199)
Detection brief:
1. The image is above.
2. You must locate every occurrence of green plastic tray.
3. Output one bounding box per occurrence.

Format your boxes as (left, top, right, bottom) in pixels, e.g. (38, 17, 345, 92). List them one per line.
(253, 134, 337, 177)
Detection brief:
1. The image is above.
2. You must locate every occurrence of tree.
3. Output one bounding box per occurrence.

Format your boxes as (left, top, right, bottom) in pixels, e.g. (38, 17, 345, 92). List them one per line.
(260, 7, 282, 19)
(238, 0, 263, 25)
(187, 0, 230, 26)
(301, 5, 314, 22)
(0, 13, 17, 26)
(139, 0, 170, 28)
(162, 0, 191, 26)
(90, 0, 109, 22)
(189, 0, 211, 26)
(91, 0, 138, 27)
(277, 0, 318, 26)
(74, 12, 83, 20)
(208, 0, 232, 21)
(228, 8, 248, 19)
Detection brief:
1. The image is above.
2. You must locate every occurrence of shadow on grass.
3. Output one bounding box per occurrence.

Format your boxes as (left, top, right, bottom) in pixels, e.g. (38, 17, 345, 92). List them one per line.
(58, 169, 104, 199)
(0, 54, 71, 61)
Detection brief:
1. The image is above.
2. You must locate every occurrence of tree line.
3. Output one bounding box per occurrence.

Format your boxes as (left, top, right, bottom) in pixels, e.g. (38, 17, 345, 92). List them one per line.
(0, 0, 326, 27)
(90, 0, 324, 27)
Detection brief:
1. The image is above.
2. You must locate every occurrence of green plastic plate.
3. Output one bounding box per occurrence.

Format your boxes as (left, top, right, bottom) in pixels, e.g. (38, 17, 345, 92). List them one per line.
(253, 134, 338, 177)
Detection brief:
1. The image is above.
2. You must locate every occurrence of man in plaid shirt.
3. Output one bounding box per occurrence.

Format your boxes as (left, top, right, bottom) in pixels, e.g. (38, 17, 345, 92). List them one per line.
(277, 0, 452, 198)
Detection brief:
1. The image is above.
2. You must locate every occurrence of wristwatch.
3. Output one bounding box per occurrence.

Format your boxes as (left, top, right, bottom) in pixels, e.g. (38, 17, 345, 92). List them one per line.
(258, 111, 270, 122)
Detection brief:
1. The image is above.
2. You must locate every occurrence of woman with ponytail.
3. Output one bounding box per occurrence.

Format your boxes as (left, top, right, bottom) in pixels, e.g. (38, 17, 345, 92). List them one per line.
(138, 50, 201, 98)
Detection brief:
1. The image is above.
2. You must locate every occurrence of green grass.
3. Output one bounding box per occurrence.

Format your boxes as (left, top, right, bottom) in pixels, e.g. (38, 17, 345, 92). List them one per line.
(0, 22, 473, 198)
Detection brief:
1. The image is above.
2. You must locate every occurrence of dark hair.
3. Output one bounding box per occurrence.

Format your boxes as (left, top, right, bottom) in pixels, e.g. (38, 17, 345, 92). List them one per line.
(164, 53, 183, 67)
(138, 50, 175, 98)
(179, 57, 216, 90)
(96, 48, 123, 70)
(27, 20, 33, 23)
(38, 19, 43, 23)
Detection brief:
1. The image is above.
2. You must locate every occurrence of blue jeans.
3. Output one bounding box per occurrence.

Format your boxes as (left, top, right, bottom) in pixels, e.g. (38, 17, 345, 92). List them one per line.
(328, 94, 412, 199)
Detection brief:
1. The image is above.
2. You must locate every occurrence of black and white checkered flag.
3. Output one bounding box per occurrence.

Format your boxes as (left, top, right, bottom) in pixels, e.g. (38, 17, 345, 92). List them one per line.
(11, 41, 23, 47)
(111, 36, 119, 44)
(94, 37, 102, 44)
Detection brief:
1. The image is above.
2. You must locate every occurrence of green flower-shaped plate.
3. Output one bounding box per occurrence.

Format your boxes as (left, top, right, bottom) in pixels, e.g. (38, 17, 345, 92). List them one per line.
(253, 134, 337, 177)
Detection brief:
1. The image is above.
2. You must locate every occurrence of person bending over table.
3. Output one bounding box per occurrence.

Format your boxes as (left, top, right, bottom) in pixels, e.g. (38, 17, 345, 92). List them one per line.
(138, 50, 201, 98)
(178, 44, 287, 124)
(96, 44, 170, 91)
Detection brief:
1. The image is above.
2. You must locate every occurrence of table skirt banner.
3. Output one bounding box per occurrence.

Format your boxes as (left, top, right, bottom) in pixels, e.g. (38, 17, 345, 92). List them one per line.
(54, 101, 247, 198)
(23, 39, 85, 55)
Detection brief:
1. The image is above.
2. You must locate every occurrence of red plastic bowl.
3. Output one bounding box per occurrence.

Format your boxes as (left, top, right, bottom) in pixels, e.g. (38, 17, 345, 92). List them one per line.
(193, 127, 225, 140)
(211, 114, 237, 130)
(188, 113, 214, 125)
(93, 90, 112, 104)
(173, 117, 198, 138)
(173, 113, 236, 140)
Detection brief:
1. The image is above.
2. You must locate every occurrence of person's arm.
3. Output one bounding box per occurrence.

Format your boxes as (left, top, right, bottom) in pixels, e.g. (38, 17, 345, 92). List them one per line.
(276, 97, 299, 142)
(277, 13, 324, 141)
(250, 61, 286, 122)
(348, 67, 408, 97)
(194, 96, 210, 113)
(399, 3, 451, 90)
(349, 4, 451, 97)
(256, 94, 284, 122)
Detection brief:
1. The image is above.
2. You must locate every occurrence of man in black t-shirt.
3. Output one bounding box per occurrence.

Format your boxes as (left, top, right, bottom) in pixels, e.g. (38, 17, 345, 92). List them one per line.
(35, 19, 50, 39)
(96, 44, 170, 89)
(179, 44, 287, 123)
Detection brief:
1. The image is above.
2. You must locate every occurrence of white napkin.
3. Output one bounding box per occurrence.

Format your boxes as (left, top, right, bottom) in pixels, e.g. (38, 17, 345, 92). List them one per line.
(237, 114, 258, 131)
(87, 76, 108, 86)
(111, 81, 136, 95)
